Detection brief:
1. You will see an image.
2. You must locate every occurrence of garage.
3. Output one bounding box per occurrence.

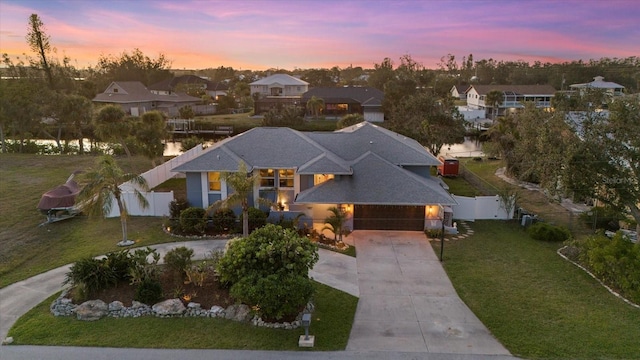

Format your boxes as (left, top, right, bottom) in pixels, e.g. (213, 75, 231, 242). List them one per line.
(353, 205, 425, 231)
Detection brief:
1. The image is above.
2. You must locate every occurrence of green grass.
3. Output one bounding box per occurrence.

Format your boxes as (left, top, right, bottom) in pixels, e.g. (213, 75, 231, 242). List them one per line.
(441, 176, 482, 197)
(193, 113, 339, 133)
(0, 154, 176, 288)
(433, 221, 640, 359)
(8, 282, 357, 351)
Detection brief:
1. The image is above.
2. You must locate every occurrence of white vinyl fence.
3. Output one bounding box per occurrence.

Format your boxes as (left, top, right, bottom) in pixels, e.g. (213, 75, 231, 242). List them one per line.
(107, 145, 206, 218)
(452, 195, 515, 221)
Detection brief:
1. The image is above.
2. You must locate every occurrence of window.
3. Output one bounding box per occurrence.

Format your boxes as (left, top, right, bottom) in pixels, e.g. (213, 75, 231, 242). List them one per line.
(260, 169, 275, 187)
(208, 172, 221, 191)
(279, 169, 294, 188)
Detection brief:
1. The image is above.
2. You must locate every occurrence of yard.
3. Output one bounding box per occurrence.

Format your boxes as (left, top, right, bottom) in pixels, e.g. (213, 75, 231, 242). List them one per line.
(433, 221, 640, 359)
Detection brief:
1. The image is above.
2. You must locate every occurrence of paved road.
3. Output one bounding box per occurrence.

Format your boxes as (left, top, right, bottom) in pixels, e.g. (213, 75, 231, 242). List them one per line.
(0, 232, 519, 360)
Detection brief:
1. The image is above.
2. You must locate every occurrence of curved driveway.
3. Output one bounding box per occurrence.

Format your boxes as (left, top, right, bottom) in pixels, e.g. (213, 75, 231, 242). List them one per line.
(0, 232, 515, 359)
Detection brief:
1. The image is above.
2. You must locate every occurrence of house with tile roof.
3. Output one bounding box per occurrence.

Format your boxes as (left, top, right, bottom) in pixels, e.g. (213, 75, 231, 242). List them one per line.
(172, 122, 456, 232)
(93, 81, 203, 117)
(465, 84, 556, 119)
(301, 86, 385, 122)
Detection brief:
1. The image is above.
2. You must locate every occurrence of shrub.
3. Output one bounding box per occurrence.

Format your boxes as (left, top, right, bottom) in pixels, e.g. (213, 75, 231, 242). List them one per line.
(425, 228, 443, 238)
(64, 257, 117, 300)
(211, 207, 236, 233)
(576, 232, 640, 304)
(179, 207, 207, 234)
(217, 224, 319, 285)
(579, 206, 625, 231)
(230, 273, 314, 320)
(169, 199, 190, 220)
(104, 250, 133, 283)
(527, 222, 572, 242)
(128, 247, 161, 285)
(163, 246, 194, 279)
(239, 207, 268, 233)
(336, 114, 364, 129)
(135, 277, 163, 305)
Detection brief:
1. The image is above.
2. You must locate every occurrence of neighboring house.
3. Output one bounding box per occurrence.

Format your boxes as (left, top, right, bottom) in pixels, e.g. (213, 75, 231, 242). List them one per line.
(93, 81, 204, 117)
(300, 86, 385, 122)
(250, 74, 309, 115)
(465, 84, 556, 118)
(149, 75, 229, 100)
(172, 122, 456, 232)
(450, 85, 469, 100)
(569, 76, 625, 97)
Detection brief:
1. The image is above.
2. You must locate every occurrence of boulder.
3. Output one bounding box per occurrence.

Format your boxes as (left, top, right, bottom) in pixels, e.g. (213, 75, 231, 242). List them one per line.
(224, 304, 252, 322)
(108, 301, 124, 312)
(75, 300, 108, 321)
(152, 299, 186, 316)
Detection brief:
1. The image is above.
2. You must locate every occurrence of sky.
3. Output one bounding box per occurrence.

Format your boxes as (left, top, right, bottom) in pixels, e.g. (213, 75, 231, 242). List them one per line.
(1, 0, 639, 71)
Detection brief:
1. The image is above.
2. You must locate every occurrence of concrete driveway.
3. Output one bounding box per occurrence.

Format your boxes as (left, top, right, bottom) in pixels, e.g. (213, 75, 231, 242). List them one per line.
(346, 231, 510, 355)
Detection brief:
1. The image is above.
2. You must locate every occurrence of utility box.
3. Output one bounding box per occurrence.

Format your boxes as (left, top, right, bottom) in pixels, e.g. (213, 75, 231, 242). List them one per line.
(437, 156, 459, 177)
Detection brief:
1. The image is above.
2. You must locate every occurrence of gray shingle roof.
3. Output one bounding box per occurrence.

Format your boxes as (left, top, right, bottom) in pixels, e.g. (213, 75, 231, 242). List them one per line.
(301, 87, 384, 106)
(295, 152, 456, 205)
(250, 74, 309, 86)
(93, 81, 201, 104)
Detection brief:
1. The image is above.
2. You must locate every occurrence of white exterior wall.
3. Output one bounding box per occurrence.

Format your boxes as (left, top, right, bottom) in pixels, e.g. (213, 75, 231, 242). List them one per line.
(465, 88, 484, 110)
(364, 110, 384, 123)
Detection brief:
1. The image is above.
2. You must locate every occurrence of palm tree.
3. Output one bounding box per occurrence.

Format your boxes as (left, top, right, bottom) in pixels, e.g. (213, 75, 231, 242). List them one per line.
(306, 95, 324, 119)
(77, 155, 149, 246)
(209, 161, 261, 237)
(322, 206, 348, 243)
(485, 90, 503, 122)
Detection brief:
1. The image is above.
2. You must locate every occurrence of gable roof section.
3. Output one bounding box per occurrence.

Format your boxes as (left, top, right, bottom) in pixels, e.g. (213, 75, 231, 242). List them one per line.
(307, 122, 440, 165)
(570, 76, 624, 90)
(301, 87, 384, 105)
(93, 81, 201, 104)
(295, 152, 456, 206)
(250, 74, 309, 86)
(466, 84, 556, 96)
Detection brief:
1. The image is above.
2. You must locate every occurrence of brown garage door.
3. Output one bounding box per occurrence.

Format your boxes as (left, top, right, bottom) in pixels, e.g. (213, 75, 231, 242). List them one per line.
(353, 205, 424, 231)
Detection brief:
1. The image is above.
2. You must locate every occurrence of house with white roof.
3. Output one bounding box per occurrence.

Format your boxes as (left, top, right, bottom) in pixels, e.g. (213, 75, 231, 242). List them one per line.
(250, 74, 309, 97)
(172, 122, 456, 232)
(570, 76, 625, 97)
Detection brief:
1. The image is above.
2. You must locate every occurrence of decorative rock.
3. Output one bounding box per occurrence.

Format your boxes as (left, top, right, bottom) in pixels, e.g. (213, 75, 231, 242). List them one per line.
(152, 299, 186, 316)
(2, 337, 14, 345)
(75, 300, 108, 321)
(210, 305, 225, 316)
(108, 301, 124, 312)
(187, 302, 201, 310)
(131, 301, 146, 309)
(224, 304, 252, 322)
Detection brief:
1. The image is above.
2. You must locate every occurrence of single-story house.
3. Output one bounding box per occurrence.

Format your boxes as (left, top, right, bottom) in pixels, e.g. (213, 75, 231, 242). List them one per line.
(93, 81, 203, 117)
(301, 87, 385, 122)
(172, 122, 456, 232)
(465, 84, 556, 119)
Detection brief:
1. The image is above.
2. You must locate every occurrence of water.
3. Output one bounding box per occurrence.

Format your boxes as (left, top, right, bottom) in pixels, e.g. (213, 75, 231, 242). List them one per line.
(438, 137, 484, 158)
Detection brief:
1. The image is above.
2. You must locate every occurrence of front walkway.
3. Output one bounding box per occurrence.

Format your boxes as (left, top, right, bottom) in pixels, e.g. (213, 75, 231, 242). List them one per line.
(346, 231, 511, 355)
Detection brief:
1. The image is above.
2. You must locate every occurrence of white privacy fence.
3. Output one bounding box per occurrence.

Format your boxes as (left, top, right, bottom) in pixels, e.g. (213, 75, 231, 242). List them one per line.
(452, 195, 515, 221)
(107, 145, 206, 218)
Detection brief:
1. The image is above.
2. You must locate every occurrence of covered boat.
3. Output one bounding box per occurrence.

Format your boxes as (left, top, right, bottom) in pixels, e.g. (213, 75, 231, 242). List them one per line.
(38, 172, 81, 225)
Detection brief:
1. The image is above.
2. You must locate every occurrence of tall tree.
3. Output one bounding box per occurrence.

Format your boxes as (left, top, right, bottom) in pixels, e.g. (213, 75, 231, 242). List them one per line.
(58, 94, 93, 154)
(77, 155, 149, 247)
(90, 48, 172, 90)
(388, 92, 466, 155)
(209, 161, 261, 237)
(94, 105, 133, 158)
(26, 14, 54, 89)
(135, 111, 167, 166)
(564, 98, 640, 232)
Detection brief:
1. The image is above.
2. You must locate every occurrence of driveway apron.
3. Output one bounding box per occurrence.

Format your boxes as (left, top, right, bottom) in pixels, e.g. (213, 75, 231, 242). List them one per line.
(346, 231, 510, 355)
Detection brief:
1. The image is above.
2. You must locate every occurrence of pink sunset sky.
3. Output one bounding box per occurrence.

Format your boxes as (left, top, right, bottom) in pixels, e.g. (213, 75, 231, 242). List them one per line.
(1, 0, 639, 71)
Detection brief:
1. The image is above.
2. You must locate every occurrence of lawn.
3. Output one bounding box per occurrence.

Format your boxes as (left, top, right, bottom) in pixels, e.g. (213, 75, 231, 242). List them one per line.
(0, 154, 176, 288)
(192, 112, 339, 134)
(433, 221, 640, 359)
(8, 282, 357, 351)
